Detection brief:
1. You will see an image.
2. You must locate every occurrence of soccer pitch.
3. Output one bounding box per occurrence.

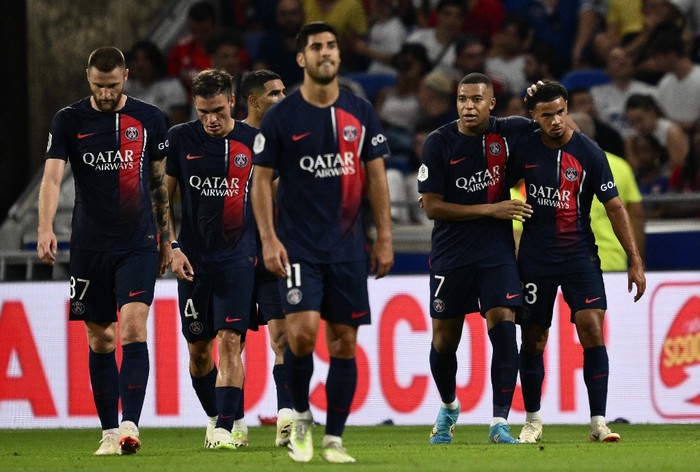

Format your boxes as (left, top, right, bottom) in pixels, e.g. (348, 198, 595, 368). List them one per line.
(1, 424, 697, 471)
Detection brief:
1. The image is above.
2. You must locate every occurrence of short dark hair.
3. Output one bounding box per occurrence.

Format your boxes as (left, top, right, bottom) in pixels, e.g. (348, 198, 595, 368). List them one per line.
(295, 21, 338, 52)
(240, 70, 282, 99)
(205, 31, 244, 56)
(192, 68, 234, 99)
(188, 1, 217, 22)
(436, 0, 467, 13)
(625, 93, 664, 116)
(646, 27, 686, 57)
(459, 72, 493, 88)
(87, 46, 125, 72)
(127, 39, 166, 77)
(525, 80, 567, 110)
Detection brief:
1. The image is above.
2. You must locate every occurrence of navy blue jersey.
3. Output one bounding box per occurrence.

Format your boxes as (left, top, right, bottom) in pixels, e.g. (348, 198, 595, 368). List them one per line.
(46, 97, 168, 251)
(253, 90, 389, 263)
(417, 116, 533, 271)
(509, 131, 619, 274)
(166, 120, 256, 273)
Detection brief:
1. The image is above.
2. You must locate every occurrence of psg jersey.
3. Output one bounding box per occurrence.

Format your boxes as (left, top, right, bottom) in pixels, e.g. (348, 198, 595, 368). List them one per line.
(45, 96, 168, 251)
(253, 89, 390, 263)
(509, 130, 619, 274)
(166, 120, 257, 273)
(417, 116, 533, 270)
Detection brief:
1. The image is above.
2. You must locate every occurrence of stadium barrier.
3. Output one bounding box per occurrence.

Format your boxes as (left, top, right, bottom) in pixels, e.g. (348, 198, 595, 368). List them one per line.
(1, 273, 698, 428)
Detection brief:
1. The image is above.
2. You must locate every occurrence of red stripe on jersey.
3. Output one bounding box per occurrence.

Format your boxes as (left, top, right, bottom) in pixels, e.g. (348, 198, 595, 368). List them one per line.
(118, 115, 145, 215)
(557, 151, 583, 235)
(484, 133, 508, 203)
(334, 108, 365, 232)
(223, 140, 252, 241)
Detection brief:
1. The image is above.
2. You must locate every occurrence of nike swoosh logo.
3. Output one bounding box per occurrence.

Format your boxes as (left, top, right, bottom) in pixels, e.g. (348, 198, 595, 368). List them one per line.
(225, 316, 241, 323)
(292, 132, 311, 141)
(450, 157, 466, 165)
(77, 132, 94, 139)
(506, 293, 520, 300)
(186, 153, 204, 160)
(129, 290, 146, 297)
(351, 311, 368, 319)
(525, 164, 539, 169)
(585, 297, 602, 304)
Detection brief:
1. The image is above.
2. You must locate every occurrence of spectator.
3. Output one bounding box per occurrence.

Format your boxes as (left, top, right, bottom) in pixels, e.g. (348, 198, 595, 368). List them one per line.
(524, 41, 565, 84)
(376, 44, 432, 222)
(415, 70, 459, 132)
(670, 0, 700, 61)
(125, 39, 189, 127)
(506, 0, 601, 70)
(302, 0, 369, 71)
(631, 0, 687, 84)
(590, 45, 658, 137)
(485, 15, 531, 94)
(206, 31, 250, 120)
(451, 36, 503, 89)
(354, 0, 408, 76)
(253, 0, 306, 88)
(376, 43, 432, 154)
(568, 87, 625, 157)
(630, 132, 670, 198)
(461, 0, 506, 43)
(645, 28, 700, 131)
(167, 1, 219, 97)
(624, 93, 689, 176)
(405, 0, 466, 75)
(492, 90, 527, 118)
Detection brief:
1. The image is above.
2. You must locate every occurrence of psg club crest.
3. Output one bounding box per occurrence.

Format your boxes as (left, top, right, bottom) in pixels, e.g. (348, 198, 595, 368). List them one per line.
(342, 125, 358, 142)
(233, 153, 249, 168)
(71, 301, 85, 315)
(433, 298, 445, 313)
(287, 288, 303, 305)
(124, 127, 140, 141)
(564, 167, 579, 182)
(488, 142, 502, 156)
(189, 321, 204, 335)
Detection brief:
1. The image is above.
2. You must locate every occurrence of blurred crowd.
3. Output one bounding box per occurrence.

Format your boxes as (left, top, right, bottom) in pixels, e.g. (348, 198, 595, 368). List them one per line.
(124, 0, 700, 224)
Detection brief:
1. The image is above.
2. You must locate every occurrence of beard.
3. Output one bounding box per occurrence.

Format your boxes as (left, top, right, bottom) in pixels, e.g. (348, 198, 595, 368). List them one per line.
(93, 92, 122, 112)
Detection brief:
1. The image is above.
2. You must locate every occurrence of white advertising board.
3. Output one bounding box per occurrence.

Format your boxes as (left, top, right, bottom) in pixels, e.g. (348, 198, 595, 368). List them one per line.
(1, 273, 698, 428)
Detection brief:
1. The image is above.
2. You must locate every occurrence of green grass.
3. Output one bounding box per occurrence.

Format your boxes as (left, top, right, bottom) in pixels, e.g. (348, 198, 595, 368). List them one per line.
(1, 424, 698, 471)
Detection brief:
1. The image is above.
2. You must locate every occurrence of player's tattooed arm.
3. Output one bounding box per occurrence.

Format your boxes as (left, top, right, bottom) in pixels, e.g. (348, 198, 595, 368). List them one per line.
(150, 159, 172, 275)
(149, 159, 171, 242)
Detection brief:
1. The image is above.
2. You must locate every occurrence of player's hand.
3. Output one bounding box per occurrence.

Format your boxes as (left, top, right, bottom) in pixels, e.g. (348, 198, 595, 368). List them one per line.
(171, 249, 194, 282)
(157, 243, 172, 276)
(628, 259, 646, 302)
(488, 200, 533, 222)
(37, 229, 57, 266)
(371, 238, 394, 279)
(263, 237, 289, 278)
(524, 80, 545, 103)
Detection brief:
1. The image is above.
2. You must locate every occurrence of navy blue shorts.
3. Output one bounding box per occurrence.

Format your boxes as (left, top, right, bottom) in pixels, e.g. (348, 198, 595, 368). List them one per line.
(68, 247, 157, 322)
(252, 265, 284, 324)
(517, 267, 607, 328)
(429, 259, 523, 319)
(177, 266, 254, 343)
(279, 259, 371, 326)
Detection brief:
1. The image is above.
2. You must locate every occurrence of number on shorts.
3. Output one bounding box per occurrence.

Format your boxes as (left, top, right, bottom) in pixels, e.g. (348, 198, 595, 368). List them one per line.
(69, 277, 90, 300)
(433, 275, 446, 297)
(524, 282, 538, 304)
(286, 263, 301, 289)
(184, 298, 199, 319)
